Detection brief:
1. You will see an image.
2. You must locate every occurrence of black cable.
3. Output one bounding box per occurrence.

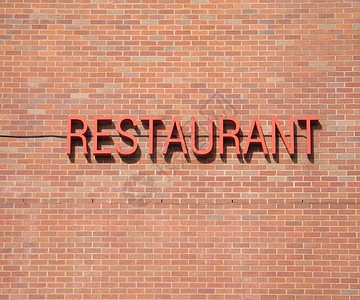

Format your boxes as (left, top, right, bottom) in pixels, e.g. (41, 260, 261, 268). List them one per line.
(0, 135, 67, 139)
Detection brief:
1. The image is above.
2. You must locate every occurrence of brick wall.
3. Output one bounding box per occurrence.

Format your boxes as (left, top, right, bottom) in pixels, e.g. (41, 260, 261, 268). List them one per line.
(0, 203, 359, 299)
(0, 0, 359, 298)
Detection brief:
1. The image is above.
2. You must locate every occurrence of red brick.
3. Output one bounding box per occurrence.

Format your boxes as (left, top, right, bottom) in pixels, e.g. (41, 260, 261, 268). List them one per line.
(0, 0, 359, 298)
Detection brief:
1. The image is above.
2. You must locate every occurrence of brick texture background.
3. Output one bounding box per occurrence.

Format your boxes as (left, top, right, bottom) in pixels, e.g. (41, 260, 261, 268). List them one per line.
(0, 0, 359, 298)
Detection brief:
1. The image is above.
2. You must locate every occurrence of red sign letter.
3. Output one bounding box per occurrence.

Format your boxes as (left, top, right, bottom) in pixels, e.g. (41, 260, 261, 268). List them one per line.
(163, 116, 188, 156)
(93, 116, 112, 156)
(140, 116, 162, 156)
(219, 117, 240, 156)
(272, 116, 294, 155)
(298, 116, 319, 155)
(116, 116, 138, 156)
(191, 116, 213, 156)
(244, 116, 268, 156)
(67, 116, 88, 156)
